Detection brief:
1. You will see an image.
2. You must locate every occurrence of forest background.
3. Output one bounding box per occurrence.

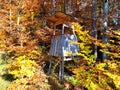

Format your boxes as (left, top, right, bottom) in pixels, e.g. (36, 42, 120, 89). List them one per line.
(0, 0, 120, 90)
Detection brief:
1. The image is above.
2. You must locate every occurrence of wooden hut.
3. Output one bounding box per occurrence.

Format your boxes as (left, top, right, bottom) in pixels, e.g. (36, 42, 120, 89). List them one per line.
(47, 12, 79, 80)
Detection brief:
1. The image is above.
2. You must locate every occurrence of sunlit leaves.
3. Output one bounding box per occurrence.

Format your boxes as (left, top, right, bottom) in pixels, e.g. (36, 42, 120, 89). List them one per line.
(104, 29, 120, 60)
(7, 67, 50, 90)
(7, 55, 38, 79)
(73, 60, 120, 89)
(72, 22, 95, 65)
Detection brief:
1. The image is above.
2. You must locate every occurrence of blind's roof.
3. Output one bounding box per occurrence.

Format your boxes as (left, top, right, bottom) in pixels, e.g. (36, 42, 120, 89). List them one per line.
(47, 12, 74, 26)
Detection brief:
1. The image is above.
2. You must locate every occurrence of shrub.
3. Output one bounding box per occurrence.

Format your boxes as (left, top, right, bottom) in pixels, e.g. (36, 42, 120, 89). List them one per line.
(72, 22, 95, 65)
(7, 55, 38, 79)
(72, 60, 120, 90)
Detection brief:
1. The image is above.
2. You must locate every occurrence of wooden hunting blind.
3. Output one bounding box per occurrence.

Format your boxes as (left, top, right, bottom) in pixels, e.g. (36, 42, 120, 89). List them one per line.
(47, 12, 79, 80)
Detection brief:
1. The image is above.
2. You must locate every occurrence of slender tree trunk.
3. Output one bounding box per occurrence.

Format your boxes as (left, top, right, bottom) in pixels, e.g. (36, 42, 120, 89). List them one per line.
(17, 1, 23, 47)
(69, 0, 72, 14)
(64, 0, 66, 13)
(92, 0, 97, 61)
(17, 11, 20, 25)
(9, 0, 12, 31)
(102, 0, 109, 61)
(53, 0, 56, 14)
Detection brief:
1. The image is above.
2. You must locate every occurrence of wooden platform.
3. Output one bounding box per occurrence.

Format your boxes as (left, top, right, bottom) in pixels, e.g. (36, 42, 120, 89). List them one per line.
(50, 34, 79, 58)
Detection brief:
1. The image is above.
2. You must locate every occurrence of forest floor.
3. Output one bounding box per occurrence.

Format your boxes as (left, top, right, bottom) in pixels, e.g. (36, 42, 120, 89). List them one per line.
(0, 63, 10, 90)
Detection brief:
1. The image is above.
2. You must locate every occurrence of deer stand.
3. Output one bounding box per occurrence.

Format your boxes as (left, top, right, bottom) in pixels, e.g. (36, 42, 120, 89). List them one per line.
(47, 12, 79, 80)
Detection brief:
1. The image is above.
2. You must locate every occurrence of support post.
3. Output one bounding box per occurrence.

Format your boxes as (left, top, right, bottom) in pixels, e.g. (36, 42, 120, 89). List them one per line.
(59, 60, 62, 79)
(47, 56, 53, 74)
(59, 57, 64, 80)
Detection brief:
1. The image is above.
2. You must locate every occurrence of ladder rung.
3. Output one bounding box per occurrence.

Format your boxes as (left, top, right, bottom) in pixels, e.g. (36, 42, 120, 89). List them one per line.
(64, 57, 72, 61)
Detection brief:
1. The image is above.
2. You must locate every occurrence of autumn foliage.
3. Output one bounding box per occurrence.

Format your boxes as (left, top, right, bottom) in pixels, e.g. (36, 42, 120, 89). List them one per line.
(0, 0, 120, 90)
